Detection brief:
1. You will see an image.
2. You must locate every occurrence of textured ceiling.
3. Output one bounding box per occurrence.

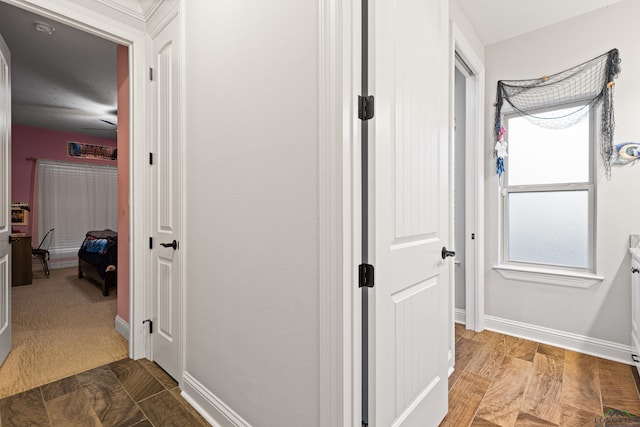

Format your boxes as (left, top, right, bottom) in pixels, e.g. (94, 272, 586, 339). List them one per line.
(0, 1, 118, 140)
(453, 0, 628, 46)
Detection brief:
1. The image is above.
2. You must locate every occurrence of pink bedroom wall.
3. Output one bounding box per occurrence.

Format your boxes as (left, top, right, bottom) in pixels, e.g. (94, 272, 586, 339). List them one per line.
(116, 44, 130, 324)
(11, 124, 117, 238)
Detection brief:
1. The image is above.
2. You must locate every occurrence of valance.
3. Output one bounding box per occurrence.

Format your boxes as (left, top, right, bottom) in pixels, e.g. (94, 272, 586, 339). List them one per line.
(494, 49, 621, 178)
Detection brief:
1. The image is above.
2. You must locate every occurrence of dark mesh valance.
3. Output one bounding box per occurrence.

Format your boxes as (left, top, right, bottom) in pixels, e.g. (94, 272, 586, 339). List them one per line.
(494, 49, 621, 178)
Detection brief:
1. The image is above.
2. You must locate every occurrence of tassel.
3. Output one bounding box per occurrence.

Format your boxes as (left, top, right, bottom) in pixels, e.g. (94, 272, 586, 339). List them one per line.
(496, 157, 505, 175)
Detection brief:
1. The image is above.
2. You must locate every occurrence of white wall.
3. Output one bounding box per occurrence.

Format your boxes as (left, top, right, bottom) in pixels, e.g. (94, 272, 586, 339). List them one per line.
(484, 0, 640, 350)
(450, 1, 484, 63)
(183, 1, 319, 425)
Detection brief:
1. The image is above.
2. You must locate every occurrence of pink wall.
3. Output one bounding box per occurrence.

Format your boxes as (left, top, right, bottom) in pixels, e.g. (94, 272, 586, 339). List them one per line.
(116, 44, 130, 323)
(11, 124, 117, 237)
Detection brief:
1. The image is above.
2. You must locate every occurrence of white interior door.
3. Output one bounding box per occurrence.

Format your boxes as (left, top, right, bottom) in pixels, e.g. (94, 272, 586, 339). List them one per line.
(369, 0, 450, 425)
(151, 15, 182, 381)
(0, 33, 11, 366)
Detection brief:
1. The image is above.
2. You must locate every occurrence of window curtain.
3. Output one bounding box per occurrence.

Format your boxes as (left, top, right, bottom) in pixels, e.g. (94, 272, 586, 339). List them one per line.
(37, 160, 118, 269)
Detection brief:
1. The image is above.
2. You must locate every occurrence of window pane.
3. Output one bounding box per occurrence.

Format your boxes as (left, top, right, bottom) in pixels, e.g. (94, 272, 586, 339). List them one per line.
(508, 191, 589, 268)
(508, 107, 589, 185)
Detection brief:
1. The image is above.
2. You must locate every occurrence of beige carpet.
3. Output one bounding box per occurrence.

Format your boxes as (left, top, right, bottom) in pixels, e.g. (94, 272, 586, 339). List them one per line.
(0, 267, 128, 399)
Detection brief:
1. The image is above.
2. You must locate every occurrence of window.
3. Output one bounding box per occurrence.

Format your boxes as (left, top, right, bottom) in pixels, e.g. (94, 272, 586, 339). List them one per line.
(503, 105, 594, 271)
(37, 160, 118, 269)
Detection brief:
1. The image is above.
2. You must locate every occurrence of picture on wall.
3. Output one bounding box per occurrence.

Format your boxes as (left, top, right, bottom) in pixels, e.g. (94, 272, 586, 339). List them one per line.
(11, 207, 28, 225)
(68, 141, 117, 161)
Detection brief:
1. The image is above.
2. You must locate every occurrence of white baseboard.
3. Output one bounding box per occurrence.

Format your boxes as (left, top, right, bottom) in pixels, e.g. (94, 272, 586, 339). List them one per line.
(114, 315, 129, 341)
(484, 315, 633, 365)
(182, 371, 252, 427)
(454, 308, 466, 325)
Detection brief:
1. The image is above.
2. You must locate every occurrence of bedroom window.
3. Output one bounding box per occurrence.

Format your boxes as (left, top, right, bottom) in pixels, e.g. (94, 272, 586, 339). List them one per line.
(502, 104, 595, 271)
(37, 160, 118, 269)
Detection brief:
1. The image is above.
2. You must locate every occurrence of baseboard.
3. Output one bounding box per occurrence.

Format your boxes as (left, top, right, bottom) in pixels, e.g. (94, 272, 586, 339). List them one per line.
(114, 316, 129, 341)
(484, 315, 633, 365)
(454, 308, 466, 325)
(182, 371, 252, 427)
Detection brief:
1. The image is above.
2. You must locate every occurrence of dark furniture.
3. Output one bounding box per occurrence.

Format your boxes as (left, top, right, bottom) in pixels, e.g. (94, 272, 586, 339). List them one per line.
(78, 229, 117, 296)
(11, 234, 32, 286)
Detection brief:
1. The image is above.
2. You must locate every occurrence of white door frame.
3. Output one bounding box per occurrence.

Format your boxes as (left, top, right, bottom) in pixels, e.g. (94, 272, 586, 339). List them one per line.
(318, 0, 361, 425)
(2, 0, 150, 359)
(450, 22, 485, 332)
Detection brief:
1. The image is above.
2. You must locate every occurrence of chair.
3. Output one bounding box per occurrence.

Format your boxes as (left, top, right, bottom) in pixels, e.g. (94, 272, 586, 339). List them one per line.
(32, 228, 54, 278)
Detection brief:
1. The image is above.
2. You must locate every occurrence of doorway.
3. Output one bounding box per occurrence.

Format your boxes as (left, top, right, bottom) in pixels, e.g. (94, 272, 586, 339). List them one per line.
(454, 59, 469, 325)
(451, 28, 485, 335)
(0, 0, 131, 395)
(1, 0, 149, 364)
(0, 0, 151, 367)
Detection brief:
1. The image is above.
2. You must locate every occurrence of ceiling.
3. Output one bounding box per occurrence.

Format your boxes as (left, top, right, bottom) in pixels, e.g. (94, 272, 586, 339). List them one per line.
(0, 0, 630, 142)
(453, 0, 628, 46)
(0, 1, 119, 140)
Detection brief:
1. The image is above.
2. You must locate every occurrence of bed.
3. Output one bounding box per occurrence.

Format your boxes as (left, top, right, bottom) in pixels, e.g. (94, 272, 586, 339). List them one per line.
(78, 229, 117, 296)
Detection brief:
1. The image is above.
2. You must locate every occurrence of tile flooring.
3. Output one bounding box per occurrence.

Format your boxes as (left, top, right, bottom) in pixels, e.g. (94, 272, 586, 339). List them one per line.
(441, 324, 640, 426)
(0, 358, 209, 427)
(4, 325, 640, 426)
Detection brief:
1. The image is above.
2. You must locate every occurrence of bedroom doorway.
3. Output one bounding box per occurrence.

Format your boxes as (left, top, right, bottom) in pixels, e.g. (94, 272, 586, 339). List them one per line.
(0, 0, 138, 393)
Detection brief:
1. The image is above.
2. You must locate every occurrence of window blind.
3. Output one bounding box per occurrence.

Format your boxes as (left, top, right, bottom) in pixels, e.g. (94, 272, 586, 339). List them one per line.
(37, 159, 118, 268)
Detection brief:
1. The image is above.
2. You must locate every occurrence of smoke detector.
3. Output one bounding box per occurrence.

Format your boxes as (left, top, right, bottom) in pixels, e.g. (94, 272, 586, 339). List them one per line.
(33, 21, 55, 35)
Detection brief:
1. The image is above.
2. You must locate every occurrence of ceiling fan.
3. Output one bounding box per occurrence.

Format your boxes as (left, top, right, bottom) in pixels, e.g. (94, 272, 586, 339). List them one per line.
(82, 119, 118, 132)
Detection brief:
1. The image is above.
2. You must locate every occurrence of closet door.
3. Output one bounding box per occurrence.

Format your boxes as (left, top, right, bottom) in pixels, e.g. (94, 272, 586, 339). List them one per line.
(150, 14, 183, 382)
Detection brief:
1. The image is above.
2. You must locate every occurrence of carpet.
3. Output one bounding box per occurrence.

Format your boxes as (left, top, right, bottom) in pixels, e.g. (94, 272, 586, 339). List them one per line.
(0, 267, 128, 399)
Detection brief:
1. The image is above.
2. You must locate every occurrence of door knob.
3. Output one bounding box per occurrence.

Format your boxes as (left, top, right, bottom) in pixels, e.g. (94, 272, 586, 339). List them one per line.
(160, 240, 178, 250)
(441, 247, 455, 260)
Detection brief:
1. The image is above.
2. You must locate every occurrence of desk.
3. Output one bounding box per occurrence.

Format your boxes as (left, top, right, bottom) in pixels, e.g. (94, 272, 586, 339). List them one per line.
(11, 235, 32, 286)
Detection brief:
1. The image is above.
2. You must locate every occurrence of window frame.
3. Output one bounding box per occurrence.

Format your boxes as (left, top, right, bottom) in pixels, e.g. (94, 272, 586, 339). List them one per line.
(500, 102, 597, 274)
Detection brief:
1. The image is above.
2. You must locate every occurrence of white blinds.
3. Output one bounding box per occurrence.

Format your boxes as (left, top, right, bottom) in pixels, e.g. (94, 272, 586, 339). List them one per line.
(37, 160, 118, 268)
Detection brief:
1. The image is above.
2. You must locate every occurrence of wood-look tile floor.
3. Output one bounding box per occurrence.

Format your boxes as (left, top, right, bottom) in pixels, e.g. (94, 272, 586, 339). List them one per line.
(5, 325, 638, 427)
(442, 324, 640, 427)
(0, 358, 210, 427)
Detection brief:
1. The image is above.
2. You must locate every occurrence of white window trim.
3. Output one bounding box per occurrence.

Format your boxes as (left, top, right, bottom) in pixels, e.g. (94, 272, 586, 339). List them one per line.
(498, 104, 598, 281)
(493, 264, 604, 289)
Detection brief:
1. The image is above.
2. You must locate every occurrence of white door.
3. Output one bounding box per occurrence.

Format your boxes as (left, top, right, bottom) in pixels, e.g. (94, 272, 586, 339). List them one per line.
(0, 33, 11, 366)
(150, 16, 182, 381)
(369, 0, 450, 425)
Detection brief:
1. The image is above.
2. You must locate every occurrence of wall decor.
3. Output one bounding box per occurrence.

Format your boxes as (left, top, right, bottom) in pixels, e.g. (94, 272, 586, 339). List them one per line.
(11, 207, 28, 225)
(612, 142, 640, 165)
(67, 141, 117, 161)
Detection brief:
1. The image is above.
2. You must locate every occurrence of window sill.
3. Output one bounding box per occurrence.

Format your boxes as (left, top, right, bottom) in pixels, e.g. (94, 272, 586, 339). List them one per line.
(493, 264, 604, 289)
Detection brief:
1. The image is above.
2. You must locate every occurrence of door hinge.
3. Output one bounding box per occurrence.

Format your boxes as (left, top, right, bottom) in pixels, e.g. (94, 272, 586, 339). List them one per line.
(149, 152, 154, 165)
(471, 233, 475, 240)
(359, 263, 375, 288)
(142, 319, 153, 334)
(149, 67, 154, 81)
(358, 95, 374, 121)
(149, 237, 153, 249)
